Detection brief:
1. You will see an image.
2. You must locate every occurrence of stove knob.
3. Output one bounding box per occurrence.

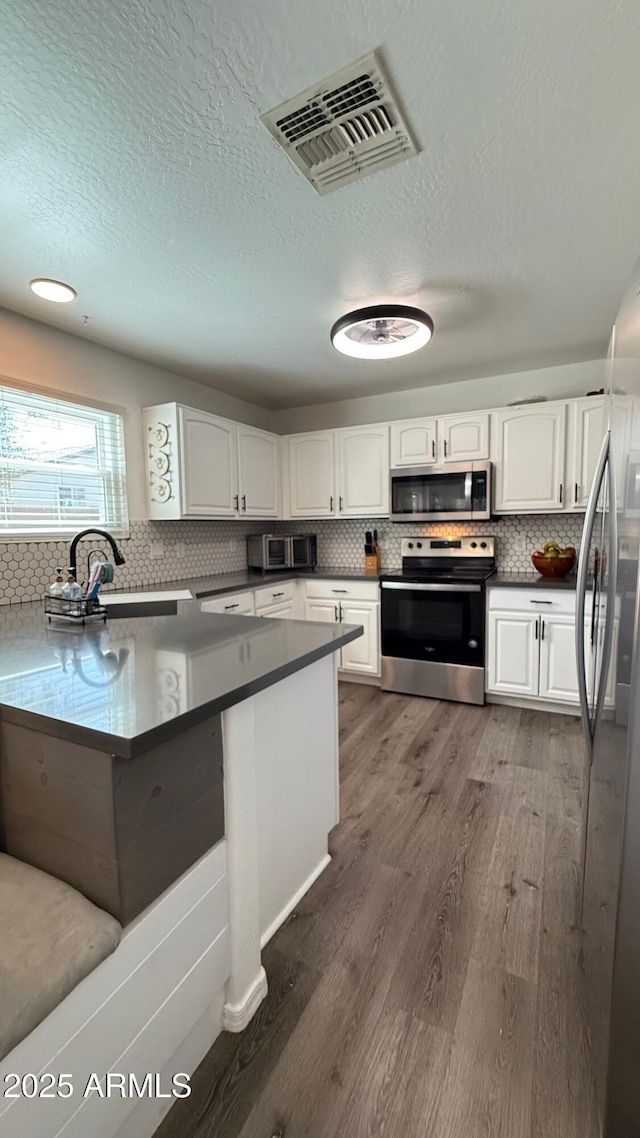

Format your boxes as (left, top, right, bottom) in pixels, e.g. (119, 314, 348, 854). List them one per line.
(408, 542, 414, 549)
(416, 541, 423, 549)
(480, 541, 487, 549)
(470, 541, 477, 549)
(468, 639, 478, 649)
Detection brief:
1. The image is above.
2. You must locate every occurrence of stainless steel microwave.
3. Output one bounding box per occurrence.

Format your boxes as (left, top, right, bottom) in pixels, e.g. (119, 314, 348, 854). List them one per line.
(390, 461, 492, 522)
(247, 533, 318, 571)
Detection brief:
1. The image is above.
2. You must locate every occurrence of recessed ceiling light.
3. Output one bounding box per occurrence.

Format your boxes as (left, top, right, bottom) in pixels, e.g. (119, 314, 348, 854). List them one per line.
(29, 278, 77, 303)
(331, 304, 434, 359)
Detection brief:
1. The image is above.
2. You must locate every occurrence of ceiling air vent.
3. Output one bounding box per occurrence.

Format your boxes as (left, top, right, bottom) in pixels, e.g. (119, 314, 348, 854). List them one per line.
(260, 52, 419, 195)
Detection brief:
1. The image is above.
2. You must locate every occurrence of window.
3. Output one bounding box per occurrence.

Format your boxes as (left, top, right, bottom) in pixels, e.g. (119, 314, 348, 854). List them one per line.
(0, 384, 129, 537)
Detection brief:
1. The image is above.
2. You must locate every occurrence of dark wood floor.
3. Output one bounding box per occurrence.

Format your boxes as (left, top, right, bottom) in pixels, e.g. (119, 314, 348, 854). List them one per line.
(158, 686, 599, 1138)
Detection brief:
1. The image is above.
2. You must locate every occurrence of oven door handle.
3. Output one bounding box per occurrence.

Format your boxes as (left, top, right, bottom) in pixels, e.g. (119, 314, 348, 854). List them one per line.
(380, 581, 482, 593)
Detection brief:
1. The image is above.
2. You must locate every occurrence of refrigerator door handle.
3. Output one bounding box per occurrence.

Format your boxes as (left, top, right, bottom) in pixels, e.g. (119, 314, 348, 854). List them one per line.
(593, 441, 618, 737)
(576, 432, 610, 756)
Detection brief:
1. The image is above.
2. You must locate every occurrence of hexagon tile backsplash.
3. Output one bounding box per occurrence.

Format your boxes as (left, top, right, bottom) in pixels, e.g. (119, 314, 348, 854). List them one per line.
(0, 514, 585, 605)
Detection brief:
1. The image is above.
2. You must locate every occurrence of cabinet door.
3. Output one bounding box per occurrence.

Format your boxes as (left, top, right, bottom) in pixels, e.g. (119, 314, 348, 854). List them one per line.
(538, 616, 579, 703)
(390, 419, 437, 466)
(336, 426, 389, 517)
(304, 599, 339, 623)
(237, 426, 279, 517)
(287, 433, 335, 517)
(179, 408, 238, 517)
(338, 601, 380, 676)
(487, 611, 539, 696)
(493, 404, 567, 512)
(570, 397, 607, 509)
(260, 601, 295, 619)
(439, 412, 489, 463)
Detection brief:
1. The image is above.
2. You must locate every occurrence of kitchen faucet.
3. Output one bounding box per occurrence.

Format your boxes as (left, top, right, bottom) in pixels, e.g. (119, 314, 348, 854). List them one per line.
(69, 528, 126, 581)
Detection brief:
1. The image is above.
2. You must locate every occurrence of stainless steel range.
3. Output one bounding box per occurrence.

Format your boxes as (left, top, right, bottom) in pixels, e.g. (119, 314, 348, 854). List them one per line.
(380, 535, 496, 705)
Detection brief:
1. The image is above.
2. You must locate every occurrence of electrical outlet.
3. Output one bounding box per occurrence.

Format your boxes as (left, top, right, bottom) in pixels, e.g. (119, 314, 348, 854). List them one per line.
(514, 534, 527, 553)
(150, 541, 164, 560)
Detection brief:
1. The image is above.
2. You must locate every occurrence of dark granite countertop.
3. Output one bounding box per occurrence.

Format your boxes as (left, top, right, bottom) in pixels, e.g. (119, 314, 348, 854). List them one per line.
(0, 599, 362, 758)
(488, 571, 578, 590)
(102, 565, 385, 601)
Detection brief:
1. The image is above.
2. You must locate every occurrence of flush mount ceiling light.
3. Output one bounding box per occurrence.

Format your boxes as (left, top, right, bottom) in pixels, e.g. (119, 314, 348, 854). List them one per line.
(331, 305, 434, 360)
(29, 278, 76, 303)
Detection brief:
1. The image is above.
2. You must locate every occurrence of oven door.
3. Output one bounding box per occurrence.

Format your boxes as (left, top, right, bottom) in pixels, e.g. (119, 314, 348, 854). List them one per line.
(390, 462, 491, 522)
(290, 536, 311, 567)
(380, 581, 485, 667)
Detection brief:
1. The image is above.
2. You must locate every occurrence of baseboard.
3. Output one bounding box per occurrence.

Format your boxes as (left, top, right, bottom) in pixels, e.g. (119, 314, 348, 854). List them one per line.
(486, 693, 580, 717)
(260, 853, 331, 949)
(338, 672, 380, 686)
(223, 967, 268, 1033)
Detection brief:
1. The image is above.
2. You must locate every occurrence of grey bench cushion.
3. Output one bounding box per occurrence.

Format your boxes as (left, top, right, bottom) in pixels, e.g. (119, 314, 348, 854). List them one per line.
(0, 853, 122, 1060)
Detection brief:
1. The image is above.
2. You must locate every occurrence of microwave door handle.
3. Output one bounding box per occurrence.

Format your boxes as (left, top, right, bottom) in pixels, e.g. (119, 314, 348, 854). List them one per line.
(464, 470, 472, 509)
(576, 432, 609, 757)
(285, 536, 294, 567)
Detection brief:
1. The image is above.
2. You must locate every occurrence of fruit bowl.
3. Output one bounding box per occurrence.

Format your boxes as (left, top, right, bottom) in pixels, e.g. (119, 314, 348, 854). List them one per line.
(531, 552, 576, 578)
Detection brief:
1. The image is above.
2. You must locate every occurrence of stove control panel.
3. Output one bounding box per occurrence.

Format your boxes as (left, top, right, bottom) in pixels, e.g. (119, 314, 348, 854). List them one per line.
(401, 536, 495, 558)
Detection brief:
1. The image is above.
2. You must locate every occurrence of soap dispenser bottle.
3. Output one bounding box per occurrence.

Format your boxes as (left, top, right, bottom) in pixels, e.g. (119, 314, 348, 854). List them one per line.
(49, 568, 65, 597)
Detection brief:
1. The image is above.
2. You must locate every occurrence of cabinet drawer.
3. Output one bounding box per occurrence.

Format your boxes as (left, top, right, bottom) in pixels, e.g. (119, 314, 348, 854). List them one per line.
(201, 591, 255, 615)
(254, 580, 295, 610)
(304, 578, 380, 602)
(488, 587, 576, 614)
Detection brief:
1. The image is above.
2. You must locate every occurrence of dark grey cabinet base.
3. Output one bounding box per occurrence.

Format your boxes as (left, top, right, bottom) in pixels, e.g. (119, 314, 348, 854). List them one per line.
(0, 714, 224, 925)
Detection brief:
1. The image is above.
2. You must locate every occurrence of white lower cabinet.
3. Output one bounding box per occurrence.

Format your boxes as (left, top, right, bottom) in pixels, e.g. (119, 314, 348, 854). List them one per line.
(538, 616, 580, 703)
(200, 591, 256, 616)
(260, 601, 295, 619)
(487, 612, 539, 697)
(303, 579, 380, 676)
(487, 587, 617, 709)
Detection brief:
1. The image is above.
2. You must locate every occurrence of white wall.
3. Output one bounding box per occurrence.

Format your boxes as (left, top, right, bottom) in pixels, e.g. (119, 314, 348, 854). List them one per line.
(0, 307, 272, 519)
(271, 359, 606, 434)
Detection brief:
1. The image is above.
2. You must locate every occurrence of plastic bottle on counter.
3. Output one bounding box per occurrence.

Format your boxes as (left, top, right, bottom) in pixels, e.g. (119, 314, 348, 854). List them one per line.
(61, 571, 82, 601)
(48, 568, 65, 596)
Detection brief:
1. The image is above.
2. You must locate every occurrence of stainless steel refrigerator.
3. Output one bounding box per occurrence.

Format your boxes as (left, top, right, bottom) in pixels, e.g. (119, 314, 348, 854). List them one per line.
(577, 257, 640, 1136)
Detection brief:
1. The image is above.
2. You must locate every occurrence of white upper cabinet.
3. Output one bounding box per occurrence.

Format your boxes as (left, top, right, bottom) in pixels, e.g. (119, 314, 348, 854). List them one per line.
(237, 426, 279, 517)
(144, 402, 277, 519)
(492, 403, 567, 512)
(439, 412, 489, 463)
(336, 426, 389, 517)
(287, 432, 336, 518)
(179, 408, 238, 517)
(568, 397, 607, 509)
(390, 418, 438, 466)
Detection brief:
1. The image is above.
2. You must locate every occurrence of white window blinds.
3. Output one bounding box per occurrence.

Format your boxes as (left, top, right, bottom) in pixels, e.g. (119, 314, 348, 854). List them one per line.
(0, 384, 129, 538)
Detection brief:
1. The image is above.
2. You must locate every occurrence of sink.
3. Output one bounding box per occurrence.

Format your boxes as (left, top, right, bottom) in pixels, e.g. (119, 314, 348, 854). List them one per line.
(102, 589, 193, 617)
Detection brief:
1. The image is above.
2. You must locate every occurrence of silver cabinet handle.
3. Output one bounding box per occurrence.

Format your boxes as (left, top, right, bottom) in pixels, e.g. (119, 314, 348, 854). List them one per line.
(559, 482, 563, 504)
(242, 494, 247, 512)
(234, 494, 239, 510)
(331, 588, 348, 593)
(574, 482, 579, 504)
(444, 440, 448, 458)
(339, 496, 344, 511)
(273, 592, 285, 598)
(224, 603, 239, 610)
(540, 619, 545, 641)
(339, 603, 343, 621)
(529, 599, 552, 604)
(330, 496, 334, 511)
(334, 604, 339, 620)
(432, 439, 436, 459)
(535, 618, 539, 640)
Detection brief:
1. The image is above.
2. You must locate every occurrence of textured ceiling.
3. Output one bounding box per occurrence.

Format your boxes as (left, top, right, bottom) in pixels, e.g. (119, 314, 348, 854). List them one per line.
(1, 0, 639, 408)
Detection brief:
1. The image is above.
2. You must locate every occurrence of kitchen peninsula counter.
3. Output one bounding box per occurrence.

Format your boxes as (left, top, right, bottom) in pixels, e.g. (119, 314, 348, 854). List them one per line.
(0, 598, 360, 757)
